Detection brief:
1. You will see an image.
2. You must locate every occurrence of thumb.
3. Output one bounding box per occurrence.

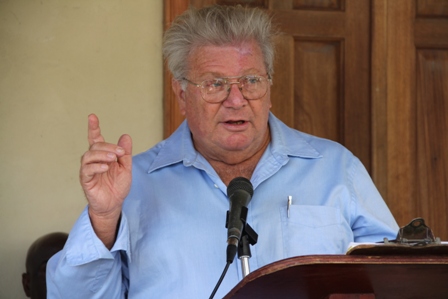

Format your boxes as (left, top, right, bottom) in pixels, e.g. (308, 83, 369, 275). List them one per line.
(117, 134, 132, 168)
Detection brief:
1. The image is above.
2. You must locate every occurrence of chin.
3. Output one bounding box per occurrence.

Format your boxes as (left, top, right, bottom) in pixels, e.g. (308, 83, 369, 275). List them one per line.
(223, 134, 253, 150)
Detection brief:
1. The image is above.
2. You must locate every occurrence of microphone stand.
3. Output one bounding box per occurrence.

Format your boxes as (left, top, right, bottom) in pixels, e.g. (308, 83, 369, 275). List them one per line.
(237, 207, 258, 277)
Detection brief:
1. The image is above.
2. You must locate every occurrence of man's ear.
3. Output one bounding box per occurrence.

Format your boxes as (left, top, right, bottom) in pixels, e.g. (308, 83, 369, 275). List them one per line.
(22, 272, 31, 297)
(172, 78, 186, 116)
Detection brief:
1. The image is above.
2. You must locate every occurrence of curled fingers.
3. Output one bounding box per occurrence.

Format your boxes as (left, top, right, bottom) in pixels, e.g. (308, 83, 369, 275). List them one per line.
(80, 143, 125, 181)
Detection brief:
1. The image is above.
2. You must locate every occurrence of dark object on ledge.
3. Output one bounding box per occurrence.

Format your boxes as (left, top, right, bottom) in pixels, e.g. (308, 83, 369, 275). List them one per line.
(388, 217, 440, 246)
(347, 218, 448, 256)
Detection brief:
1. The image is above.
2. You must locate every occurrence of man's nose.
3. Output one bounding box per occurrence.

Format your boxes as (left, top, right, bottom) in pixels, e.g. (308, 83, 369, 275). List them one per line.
(223, 83, 246, 107)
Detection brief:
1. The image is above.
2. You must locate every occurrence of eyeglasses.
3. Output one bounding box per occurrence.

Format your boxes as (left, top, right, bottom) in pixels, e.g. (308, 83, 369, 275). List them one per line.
(182, 74, 272, 103)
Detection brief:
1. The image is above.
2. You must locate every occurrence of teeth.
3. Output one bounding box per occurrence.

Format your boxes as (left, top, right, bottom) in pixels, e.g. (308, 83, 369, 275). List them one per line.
(229, 121, 244, 125)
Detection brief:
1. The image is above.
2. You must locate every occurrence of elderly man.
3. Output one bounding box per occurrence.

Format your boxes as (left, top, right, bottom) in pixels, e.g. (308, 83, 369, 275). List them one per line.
(47, 5, 398, 298)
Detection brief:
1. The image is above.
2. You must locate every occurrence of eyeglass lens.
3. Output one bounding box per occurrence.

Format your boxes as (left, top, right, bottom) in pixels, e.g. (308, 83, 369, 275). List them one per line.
(201, 76, 269, 103)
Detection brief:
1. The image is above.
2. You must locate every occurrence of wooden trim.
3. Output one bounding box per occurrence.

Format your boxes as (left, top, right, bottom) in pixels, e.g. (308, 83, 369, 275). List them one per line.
(163, 0, 189, 138)
(386, 0, 417, 224)
(371, 0, 388, 200)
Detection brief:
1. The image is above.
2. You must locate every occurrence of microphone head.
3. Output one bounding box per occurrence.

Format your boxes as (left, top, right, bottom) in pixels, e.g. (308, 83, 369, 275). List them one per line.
(227, 177, 254, 198)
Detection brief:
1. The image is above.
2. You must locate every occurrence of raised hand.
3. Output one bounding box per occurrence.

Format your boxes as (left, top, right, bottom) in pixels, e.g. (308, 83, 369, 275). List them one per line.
(79, 114, 132, 248)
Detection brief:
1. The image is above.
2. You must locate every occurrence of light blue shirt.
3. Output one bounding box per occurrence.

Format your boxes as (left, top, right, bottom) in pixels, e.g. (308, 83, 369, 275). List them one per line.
(47, 113, 398, 298)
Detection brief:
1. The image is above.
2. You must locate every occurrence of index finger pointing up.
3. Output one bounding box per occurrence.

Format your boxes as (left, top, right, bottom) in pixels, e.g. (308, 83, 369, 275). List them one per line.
(88, 114, 105, 146)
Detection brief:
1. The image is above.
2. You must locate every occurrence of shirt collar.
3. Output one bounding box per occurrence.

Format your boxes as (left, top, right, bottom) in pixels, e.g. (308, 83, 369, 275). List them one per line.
(268, 112, 322, 160)
(147, 112, 322, 173)
(147, 120, 196, 173)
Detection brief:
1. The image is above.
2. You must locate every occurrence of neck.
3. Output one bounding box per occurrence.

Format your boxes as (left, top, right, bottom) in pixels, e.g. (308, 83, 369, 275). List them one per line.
(205, 128, 271, 185)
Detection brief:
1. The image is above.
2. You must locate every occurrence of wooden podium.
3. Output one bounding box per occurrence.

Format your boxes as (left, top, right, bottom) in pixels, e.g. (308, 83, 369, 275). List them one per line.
(223, 253, 448, 299)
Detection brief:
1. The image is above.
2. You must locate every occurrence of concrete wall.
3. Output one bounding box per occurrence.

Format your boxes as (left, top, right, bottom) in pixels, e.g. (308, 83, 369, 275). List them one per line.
(0, 1, 163, 297)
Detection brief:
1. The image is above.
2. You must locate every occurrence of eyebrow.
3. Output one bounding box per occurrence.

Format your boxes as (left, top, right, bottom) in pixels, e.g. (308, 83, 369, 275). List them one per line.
(195, 68, 264, 79)
(199, 73, 265, 81)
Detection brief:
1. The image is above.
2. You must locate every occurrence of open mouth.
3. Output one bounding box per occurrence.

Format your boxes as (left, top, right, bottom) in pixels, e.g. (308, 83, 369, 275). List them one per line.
(226, 120, 245, 125)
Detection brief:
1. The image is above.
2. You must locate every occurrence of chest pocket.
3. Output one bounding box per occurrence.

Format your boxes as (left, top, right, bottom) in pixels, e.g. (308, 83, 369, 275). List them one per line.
(280, 205, 353, 257)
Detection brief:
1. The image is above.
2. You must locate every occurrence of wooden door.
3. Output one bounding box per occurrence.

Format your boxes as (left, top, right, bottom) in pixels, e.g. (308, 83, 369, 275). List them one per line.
(372, 0, 448, 240)
(163, 0, 448, 240)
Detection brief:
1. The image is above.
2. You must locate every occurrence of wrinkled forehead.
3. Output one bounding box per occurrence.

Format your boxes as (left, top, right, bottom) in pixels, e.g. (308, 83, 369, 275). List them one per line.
(187, 40, 267, 78)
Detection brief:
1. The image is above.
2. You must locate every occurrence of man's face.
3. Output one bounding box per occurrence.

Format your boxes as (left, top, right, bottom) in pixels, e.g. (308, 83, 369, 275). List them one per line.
(174, 40, 272, 163)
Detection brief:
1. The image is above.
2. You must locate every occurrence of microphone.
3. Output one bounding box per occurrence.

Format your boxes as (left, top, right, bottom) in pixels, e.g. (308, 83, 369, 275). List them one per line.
(226, 177, 253, 263)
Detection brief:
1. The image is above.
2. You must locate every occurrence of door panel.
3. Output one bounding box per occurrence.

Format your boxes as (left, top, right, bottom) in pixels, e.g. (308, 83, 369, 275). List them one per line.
(293, 39, 342, 142)
(416, 50, 448, 236)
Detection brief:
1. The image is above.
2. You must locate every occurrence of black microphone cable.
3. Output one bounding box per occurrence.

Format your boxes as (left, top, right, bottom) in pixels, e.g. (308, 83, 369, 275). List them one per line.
(209, 261, 231, 299)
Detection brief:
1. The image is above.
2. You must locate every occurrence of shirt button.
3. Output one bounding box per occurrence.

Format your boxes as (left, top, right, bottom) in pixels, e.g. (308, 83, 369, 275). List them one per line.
(214, 184, 219, 188)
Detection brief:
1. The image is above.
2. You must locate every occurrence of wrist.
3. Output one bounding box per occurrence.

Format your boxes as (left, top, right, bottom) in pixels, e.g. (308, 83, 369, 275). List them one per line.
(88, 207, 122, 249)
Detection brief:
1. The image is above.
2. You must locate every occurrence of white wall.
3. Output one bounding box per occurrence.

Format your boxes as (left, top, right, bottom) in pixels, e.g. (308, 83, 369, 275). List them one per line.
(0, 1, 163, 298)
